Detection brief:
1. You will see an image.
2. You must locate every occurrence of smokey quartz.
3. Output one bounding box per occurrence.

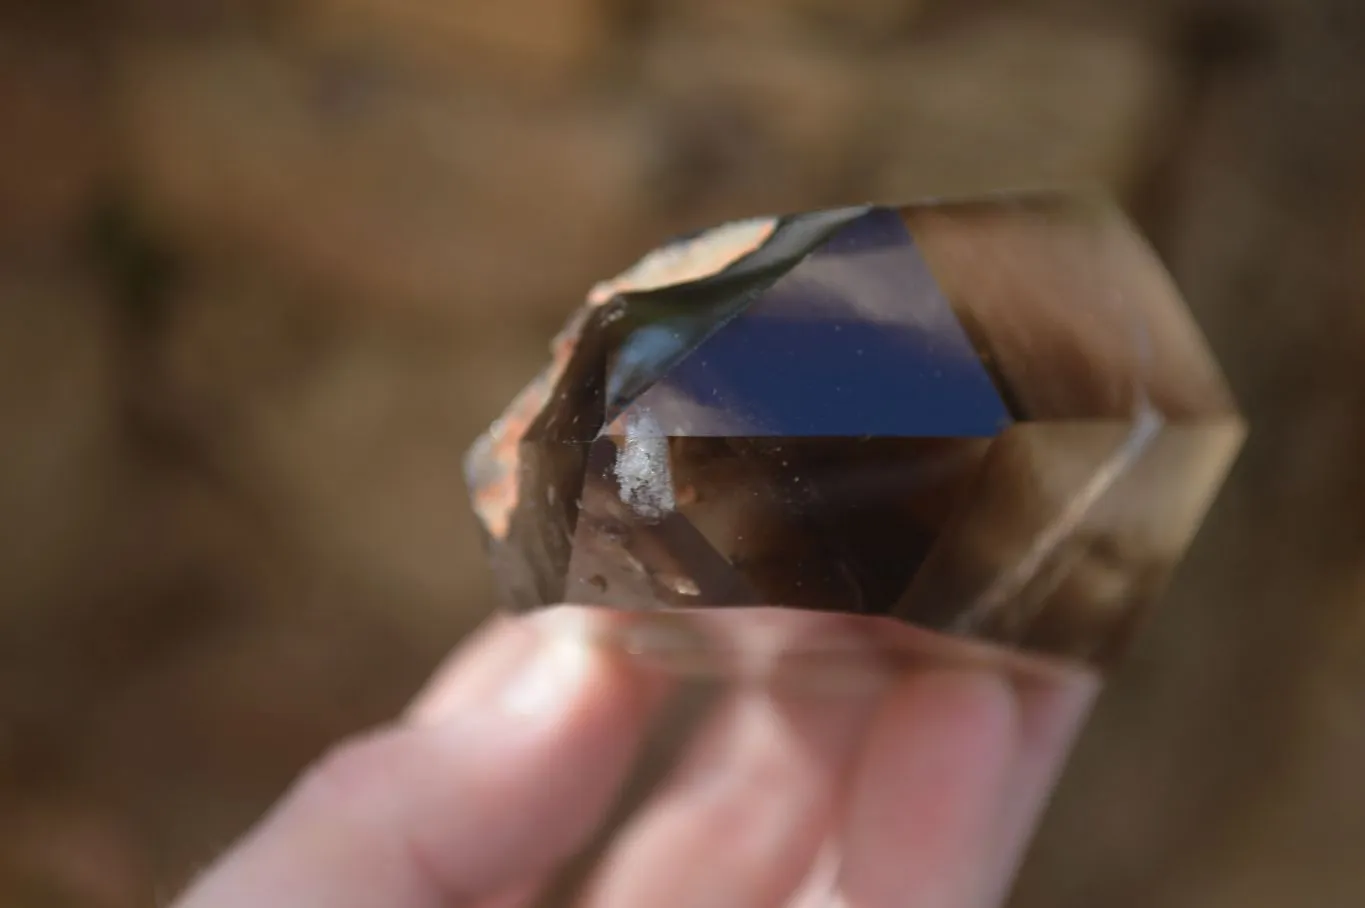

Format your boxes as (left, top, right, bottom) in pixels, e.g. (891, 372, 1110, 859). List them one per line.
(465, 193, 1243, 668)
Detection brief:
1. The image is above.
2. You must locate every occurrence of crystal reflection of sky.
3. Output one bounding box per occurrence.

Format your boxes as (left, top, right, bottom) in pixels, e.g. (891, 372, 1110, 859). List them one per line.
(630, 207, 1013, 438)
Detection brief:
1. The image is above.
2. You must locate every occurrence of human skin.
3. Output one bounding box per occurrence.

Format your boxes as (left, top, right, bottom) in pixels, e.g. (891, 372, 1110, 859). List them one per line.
(174, 606, 1095, 908)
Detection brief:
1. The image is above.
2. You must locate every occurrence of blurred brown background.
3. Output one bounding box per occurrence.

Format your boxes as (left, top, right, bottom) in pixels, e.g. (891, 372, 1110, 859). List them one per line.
(1, 0, 1363, 905)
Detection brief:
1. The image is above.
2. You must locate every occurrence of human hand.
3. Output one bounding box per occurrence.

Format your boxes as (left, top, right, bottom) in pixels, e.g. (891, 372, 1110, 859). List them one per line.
(175, 607, 1095, 908)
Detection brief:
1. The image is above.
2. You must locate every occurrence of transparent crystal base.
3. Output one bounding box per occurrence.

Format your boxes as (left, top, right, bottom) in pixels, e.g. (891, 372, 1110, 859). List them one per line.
(518, 607, 1100, 908)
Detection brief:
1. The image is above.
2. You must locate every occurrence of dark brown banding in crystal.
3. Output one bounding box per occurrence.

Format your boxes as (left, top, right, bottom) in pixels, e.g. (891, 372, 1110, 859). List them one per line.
(900, 195, 1238, 422)
(899, 420, 1243, 664)
(667, 437, 990, 614)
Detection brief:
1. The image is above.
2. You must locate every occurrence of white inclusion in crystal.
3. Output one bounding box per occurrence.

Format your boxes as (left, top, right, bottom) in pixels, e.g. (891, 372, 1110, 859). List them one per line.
(614, 410, 675, 521)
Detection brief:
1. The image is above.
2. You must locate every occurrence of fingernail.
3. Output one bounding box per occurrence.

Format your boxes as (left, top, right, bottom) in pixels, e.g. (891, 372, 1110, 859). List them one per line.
(499, 611, 596, 719)
(409, 608, 599, 728)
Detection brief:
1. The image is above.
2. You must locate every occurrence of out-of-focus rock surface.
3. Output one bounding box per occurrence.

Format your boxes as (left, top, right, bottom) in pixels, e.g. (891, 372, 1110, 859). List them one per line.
(0, 0, 1362, 904)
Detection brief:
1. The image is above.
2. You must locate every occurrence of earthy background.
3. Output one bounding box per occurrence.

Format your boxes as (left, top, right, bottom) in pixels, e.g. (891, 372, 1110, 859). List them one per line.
(2, 0, 1364, 905)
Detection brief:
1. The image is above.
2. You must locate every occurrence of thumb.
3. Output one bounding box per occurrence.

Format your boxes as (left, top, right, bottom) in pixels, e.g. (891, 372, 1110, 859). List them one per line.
(175, 608, 655, 908)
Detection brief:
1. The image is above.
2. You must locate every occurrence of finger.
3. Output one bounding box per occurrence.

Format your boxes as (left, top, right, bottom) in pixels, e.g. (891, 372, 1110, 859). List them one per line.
(980, 670, 1097, 904)
(580, 672, 885, 908)
(838, 668, 1021, 908)
(176, 608, 658, 908)
(579, 689, 843, 908)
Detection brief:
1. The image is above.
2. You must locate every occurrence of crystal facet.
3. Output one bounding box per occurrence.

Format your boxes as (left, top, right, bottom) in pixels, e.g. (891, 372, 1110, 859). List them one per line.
(466, 192, 1243, 668)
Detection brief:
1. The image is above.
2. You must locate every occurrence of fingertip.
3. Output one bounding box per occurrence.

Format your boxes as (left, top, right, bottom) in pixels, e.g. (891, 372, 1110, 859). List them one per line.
(840, 667, 1022, 908)
(405, 612, 536, 726)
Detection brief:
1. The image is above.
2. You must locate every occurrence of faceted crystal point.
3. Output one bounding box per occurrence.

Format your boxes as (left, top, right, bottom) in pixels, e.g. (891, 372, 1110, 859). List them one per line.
(465, 192, 1244, 668)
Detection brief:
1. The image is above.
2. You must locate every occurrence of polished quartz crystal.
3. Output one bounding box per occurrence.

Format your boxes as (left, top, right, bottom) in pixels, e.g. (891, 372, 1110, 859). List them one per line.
(466, 193, 1243, 668)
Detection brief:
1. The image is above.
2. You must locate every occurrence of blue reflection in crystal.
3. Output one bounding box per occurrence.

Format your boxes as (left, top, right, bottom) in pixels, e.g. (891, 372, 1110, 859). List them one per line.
(617, 207, 1012, 438)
